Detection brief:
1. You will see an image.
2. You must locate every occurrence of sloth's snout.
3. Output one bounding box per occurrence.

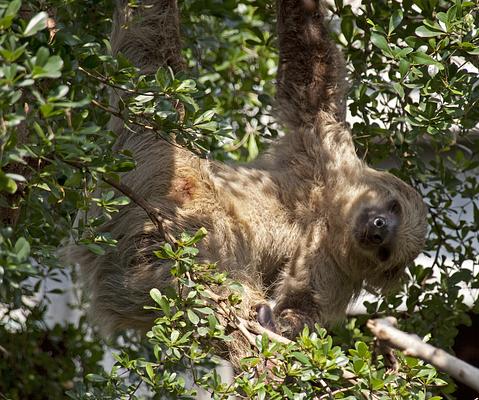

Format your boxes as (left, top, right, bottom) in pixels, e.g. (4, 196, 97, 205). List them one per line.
(354, 204, 400, 262)
(365, 216, 389, 245)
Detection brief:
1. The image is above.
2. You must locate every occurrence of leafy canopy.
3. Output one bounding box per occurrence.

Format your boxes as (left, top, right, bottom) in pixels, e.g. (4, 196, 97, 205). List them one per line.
(0, 0, 478, 398)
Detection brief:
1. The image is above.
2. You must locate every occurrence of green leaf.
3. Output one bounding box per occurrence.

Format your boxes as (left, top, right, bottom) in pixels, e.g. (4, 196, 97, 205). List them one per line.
(341, 17, 354, 43)
(392, 82, 405, 99)
(183, 227, 207, 245)
(197, 327, 209, 336)
(292, 351, 310, 364)
(411, 52, 444, 69)
(145, 363, 155, 380)
(150, 288, 162, 305)
(187, 309, 199, 325)
(370, 32, 389, 52)
(5, 0, 22, 18)
(0, 171, 17, 194)
(194, 307, 214, 315)
(112, 160, 136, 172)
(195, 121, 217, 131)
(193, 109, 216, 125)
(353, 358, 365, 373)
(156, 67, 173, 89)
(14, 237, 30, 261)
(163, 243, 176, 257)
(388, 9, 403, 35)
(355, 341, 370, 358)
(33, 55, 63, 79)
(35, 47, 49, 67)
(467, 47, 479, 55)
(85, 243, 105, 255)
(86, 373, 107, 383)
(399, 58, 410, 77)
(247, 133, 258, 161)
(176, 79, 196, 92)
(415, 26, 443, 37)
(170, 329, 180, 342)
(23, 11, 48, 37)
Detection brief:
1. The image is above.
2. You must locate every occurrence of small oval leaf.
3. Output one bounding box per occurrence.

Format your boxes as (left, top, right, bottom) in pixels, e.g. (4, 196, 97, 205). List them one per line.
(24, 12, 48, 37)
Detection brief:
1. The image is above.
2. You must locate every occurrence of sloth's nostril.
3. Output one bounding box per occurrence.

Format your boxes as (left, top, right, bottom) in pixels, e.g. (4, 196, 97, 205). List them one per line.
(373, 217, 386, 228)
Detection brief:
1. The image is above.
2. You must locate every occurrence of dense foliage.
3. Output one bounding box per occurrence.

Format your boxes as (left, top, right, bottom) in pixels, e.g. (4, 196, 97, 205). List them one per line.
(0, 0, 478, 398)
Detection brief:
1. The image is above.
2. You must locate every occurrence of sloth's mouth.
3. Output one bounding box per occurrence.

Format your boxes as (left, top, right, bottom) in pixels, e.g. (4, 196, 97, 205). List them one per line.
(355, 233, 393, 262)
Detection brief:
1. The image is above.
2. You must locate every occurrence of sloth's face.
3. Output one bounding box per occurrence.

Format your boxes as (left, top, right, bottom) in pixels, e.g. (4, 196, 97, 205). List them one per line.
(353, 198, 401, 263)
(349, 170, 428, 272)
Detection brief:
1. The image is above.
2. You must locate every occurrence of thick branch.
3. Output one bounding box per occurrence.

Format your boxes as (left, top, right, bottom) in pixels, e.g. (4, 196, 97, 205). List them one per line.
(367, 317, 479, 393)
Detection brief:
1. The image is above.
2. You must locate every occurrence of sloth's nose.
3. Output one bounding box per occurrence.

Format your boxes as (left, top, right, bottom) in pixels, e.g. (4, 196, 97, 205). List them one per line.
(366, 216, 388, 245)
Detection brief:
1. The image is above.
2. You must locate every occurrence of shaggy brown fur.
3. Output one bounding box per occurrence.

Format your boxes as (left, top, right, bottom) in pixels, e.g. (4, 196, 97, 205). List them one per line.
(68, 0, 428, 362)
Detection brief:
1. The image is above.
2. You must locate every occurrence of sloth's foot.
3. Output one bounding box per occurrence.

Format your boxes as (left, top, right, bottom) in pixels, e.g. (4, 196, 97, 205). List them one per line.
(276, 308, 312, 339)
(255, 305, 313, 340)
(374, 338, 399, 372)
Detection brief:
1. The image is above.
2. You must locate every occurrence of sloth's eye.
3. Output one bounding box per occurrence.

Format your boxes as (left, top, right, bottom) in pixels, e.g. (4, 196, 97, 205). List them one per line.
(388, 199, 401, 215)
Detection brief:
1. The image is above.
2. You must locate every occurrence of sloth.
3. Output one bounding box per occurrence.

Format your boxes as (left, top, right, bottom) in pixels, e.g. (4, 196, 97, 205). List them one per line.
(69, 0, 428, 362)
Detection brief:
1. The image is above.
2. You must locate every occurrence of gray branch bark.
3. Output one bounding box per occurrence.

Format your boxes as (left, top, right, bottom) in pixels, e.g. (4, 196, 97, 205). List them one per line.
(367, 317, 479, 393)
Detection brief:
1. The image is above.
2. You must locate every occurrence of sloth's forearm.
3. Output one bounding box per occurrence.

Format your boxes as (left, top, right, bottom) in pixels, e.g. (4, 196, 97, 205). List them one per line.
(276, 0, 347, 128)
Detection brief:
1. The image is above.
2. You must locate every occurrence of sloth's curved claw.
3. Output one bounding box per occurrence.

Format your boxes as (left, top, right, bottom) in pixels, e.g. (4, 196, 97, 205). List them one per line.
(255, 303, 278, 333)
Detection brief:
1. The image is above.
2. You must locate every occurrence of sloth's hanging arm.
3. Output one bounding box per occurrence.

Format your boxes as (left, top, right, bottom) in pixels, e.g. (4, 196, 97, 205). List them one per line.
(109, 0, 186, 147)
(276, 0, 347, 129)
(111, 0, 185, 74)
(275, 0, 362, 173)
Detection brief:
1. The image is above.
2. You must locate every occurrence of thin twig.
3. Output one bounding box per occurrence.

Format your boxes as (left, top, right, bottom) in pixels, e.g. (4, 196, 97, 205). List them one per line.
(317, 378, 334, 400)
(90, 99, 185, 152)
(60, 158, 175, 244)
(128, 379, 143, 400)
(101, 175, 175, 243)
(318, 386, 350, 399)
(0, 344, 10, 357)
(79, 66, 170, 99)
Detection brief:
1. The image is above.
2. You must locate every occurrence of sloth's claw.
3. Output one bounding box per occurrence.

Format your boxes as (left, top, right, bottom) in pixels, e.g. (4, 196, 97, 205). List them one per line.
(256, 303, 278, 333)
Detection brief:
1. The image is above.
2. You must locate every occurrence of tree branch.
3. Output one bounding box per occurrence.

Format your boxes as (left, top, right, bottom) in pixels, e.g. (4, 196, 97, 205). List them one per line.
(59, 157, 175, 244)
(202, 288, 380, 398)
(101, 175, 175, 243)
(367, 317, 479, 393)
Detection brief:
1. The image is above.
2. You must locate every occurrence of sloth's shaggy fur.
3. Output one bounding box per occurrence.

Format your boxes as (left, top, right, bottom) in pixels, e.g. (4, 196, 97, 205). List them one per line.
(68, 0, 428, 362)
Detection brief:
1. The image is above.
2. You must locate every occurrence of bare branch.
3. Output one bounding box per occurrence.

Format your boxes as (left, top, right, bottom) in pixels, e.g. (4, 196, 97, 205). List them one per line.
(367, 317, 479, 393)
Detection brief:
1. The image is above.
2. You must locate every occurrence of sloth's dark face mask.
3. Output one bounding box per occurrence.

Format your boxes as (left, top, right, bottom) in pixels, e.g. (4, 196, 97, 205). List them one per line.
(353, 199, 402, 263)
